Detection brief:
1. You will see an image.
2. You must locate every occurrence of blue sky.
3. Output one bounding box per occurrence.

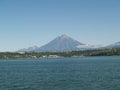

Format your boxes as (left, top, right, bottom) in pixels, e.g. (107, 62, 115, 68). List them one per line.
(0, 0, 120, 51)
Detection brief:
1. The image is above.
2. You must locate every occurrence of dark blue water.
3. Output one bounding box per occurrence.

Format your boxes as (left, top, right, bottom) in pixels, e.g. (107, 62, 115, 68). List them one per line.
(0, 56, 120, 90)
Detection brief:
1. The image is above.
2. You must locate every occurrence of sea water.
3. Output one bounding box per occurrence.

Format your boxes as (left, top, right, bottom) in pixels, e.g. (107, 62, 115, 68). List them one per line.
(0, 56, 120, 90)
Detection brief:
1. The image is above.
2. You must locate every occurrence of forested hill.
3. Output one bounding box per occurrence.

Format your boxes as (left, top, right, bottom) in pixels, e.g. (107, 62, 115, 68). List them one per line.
(0, 48, 120, 59)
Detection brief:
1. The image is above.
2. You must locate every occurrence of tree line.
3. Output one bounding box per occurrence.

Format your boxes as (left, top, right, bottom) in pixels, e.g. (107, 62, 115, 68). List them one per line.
(0, 48, 120, 59)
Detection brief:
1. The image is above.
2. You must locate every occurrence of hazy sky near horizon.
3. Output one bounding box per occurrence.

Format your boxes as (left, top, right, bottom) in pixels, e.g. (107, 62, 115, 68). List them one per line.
(0, 0, 120, 51)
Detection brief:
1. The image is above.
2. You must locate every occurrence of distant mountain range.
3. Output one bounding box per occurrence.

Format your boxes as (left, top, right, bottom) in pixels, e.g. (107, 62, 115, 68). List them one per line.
(104, 42, 120, 49)
(18, 34, 120, 52)
(18, 46, 39, 52)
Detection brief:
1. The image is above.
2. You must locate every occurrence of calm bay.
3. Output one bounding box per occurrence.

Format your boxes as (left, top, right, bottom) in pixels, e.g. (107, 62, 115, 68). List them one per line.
(0, 56, 120, 90)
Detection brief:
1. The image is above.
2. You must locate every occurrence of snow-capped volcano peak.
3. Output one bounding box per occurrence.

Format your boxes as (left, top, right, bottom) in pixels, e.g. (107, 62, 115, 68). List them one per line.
(36, 34, 84, 52)
(59, 34, 70, 39)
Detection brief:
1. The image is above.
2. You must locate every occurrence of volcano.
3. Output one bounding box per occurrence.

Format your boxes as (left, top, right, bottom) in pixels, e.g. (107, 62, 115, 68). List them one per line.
(36, 34, 84, 52)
